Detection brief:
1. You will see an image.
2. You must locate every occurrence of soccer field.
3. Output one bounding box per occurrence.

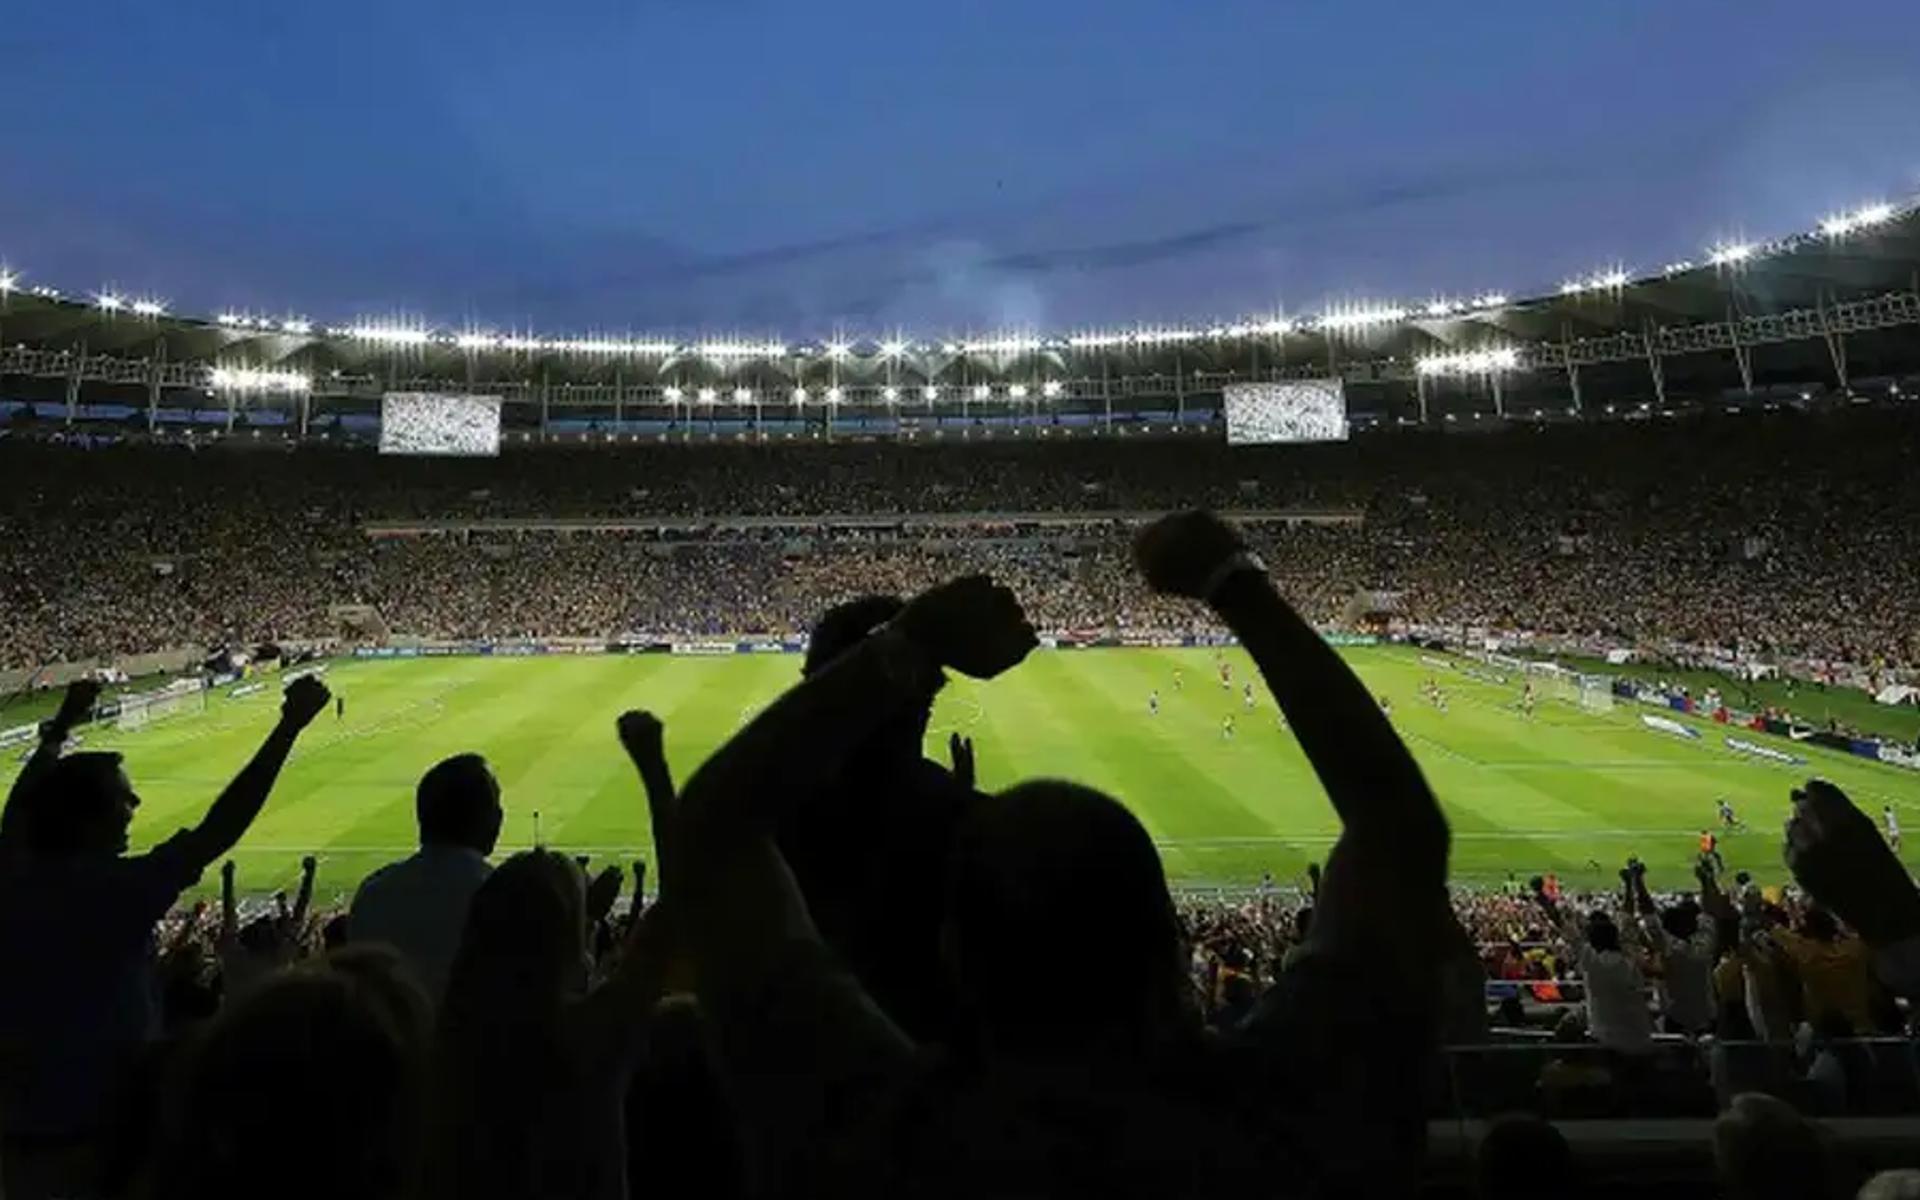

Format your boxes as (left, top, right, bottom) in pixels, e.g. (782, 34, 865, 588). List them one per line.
(10, 646, 1918, 901)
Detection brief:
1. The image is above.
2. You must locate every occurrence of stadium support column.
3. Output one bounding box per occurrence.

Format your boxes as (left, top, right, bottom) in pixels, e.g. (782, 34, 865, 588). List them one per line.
(64, 341, 84, 426)
(298, 382, 310, 439)
(613, 369, 623, 435)
(1415, 371, 1429, 423)
(1561, 323, 1582, 414)
(1641, 319, 1667, 409)
(1817, 292, 1850, 393)
(1492, 372, 1505, 418)
(147, 339, 164, 432)
(540, 370, 551, 442)
(1727, 305, 1754, 396)
(1101, 359, 1112, 431)
(1175, 353, 1185, 425)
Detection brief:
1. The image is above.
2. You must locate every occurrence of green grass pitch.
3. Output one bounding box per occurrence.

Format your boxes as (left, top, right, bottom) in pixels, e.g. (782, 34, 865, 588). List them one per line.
(8, 646, 1918, 902)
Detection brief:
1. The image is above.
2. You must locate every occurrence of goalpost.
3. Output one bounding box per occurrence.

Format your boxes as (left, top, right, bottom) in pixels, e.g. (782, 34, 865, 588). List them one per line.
(115, 679, 208, 732)
(1487, 653, 1614, 714)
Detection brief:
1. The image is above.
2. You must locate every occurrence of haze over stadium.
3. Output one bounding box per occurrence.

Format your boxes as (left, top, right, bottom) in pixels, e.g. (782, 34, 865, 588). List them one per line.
(6, 2, 1920, 1198)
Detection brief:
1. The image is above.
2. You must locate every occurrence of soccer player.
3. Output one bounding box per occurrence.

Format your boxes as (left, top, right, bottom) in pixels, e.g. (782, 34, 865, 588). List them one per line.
(335, 694, 345, 721)
(1717, 797, 1738, 831)
(1172, 667, 1184, 692)
(1148, 690, 1160, 717)
(1886, 805, 1902, 853)
(1520, 681, 1536, 719)
(1219, 660, 1232, 690)
(1221, 713, 1236, 740)
(1242, 682, 1256, 711)
(1378, 694, 1392, 717)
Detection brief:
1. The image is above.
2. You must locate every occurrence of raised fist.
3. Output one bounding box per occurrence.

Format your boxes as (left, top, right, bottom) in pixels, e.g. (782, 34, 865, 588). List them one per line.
(280, 676, 331, 731)
(55, 678, 104, 728)
(1785, 778, 1920, 947)
(617, 710, 665, 762)
(1133, 511, 1249, 600)
(896, 575, 1037, 680)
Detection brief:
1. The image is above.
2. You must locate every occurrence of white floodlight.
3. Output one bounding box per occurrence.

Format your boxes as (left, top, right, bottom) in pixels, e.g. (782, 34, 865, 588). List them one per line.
(792, 387, 809, 403)
(456, 333, 498, 351)
(698, 388, 718, 404)
(1707, 241, 1755, 266)
(663, 386, 684, 402)
(210, 367, 310, 392)
(1416, 347, 1520, 376)
(963, 336, 1041, 355)
(923, 385, 939, 401)
(825, 386, 843, 403)
(0, 270, 16, 295)
(879, 339, 907, 358)
(130, 299, 166, 317)
(825, 341, 851, 360)
(1009, 384, 1029, 399)
(1317, 305, 1407, 332)
(94, 292, 125, 312)
(347, 324, 430, 346)
(733, 388, 752, 404)
(279, 318, 312, 335)
(972, 384, 990, 400)
(1821, 202, 1896, 238)
(881, 386, 899, 402)
(1042, 380, 1063, 398)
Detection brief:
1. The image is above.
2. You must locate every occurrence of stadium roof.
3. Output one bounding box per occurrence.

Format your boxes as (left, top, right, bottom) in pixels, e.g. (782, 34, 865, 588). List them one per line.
(1, 197, 1917, 412)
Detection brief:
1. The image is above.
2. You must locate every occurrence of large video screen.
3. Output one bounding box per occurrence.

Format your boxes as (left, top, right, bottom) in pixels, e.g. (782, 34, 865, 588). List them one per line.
(1223, 380, 1349, 445)
(379, 393, 503, 457)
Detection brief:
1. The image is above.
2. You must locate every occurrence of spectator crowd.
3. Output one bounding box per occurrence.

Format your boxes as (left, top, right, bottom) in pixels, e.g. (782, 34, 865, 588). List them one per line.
(3, 406, 1918, 674)
(3, 511, 1920, 1198)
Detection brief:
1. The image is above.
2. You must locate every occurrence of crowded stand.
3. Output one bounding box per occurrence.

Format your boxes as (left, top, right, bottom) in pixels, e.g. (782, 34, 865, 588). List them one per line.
(2, 405, 1918, 674)
(6, 418, 1920, 1196)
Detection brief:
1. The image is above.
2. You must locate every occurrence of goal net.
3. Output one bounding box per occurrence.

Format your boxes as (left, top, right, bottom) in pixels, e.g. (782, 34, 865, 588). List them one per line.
(116, 679, 207, 732)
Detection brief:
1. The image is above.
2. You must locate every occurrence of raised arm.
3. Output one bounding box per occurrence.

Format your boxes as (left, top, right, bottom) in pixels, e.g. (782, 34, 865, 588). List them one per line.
(656, 578, 1034, 1167)
(682, 576, 1032, 839)
(175, 677, 329, 871)
(289, 854, 317, 932)
(1, 678, 101, 851)
(1133, 512, 1449, 968)
(220, 860, 239, 947)
(1134, 514, 1445, 859)
(1784, 778, 1920, 999)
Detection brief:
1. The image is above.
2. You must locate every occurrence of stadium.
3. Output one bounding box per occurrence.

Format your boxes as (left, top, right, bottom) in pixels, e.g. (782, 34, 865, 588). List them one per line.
(4, 194, 1918, 892)
(6, 90, 1920, 1200)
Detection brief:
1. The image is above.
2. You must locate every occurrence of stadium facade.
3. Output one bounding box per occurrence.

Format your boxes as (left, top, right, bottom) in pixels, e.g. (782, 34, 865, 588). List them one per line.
(2, 200, 1917, 442)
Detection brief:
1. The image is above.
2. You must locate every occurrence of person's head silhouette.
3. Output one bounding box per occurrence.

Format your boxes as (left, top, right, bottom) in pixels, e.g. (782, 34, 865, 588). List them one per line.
(415, 754, 502, 856)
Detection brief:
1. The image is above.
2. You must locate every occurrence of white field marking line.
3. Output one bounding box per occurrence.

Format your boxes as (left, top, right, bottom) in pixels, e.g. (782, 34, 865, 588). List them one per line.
(1154, 829, 1746, 847)
(923, 695, 986, 744)
(227, 828, 1735, 855)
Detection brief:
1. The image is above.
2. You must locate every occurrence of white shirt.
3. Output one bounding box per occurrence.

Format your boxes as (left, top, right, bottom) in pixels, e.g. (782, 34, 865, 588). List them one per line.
(349, 844, 492, 1002)
(1656, 928, 1716, 1033)
(1577, 943, 1654, 1055)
